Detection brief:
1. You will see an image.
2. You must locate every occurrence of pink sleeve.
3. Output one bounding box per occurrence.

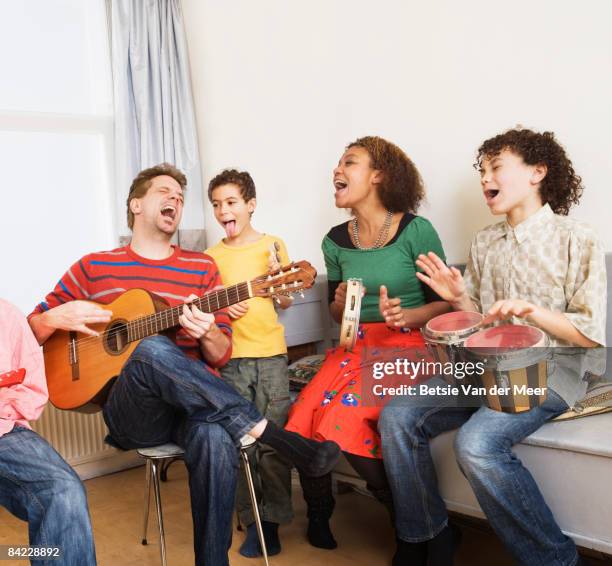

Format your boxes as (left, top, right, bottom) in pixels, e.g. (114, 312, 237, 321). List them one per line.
(0, 302, 48, 425)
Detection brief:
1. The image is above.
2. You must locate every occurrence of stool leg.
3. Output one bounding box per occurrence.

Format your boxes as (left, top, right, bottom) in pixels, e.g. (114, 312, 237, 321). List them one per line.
(241, 449, 269, 566)
(142, 459, 152, 545)
(151, 460, 168, 566)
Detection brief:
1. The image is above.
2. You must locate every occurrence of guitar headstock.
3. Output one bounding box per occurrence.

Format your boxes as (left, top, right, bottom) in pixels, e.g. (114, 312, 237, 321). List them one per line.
(250, 260, 317, 299)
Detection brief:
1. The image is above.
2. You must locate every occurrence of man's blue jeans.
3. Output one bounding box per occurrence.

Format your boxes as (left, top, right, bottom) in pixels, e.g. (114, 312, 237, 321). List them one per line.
(379, 377, 578, 566)
(0, 426, 96, 566)
(103, 335, 264, 566)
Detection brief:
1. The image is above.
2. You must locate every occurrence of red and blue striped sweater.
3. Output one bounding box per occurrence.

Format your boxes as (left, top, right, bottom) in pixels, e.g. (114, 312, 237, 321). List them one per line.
(29, 245, 232, 368)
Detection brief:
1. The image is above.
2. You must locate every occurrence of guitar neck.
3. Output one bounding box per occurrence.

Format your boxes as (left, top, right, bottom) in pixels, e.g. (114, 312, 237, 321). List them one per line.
(127, 281, 251, 342)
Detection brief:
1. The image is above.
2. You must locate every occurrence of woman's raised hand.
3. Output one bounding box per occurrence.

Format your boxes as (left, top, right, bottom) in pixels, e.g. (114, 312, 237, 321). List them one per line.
(379, 285, 405, 327)
(415, 252, 466, 304)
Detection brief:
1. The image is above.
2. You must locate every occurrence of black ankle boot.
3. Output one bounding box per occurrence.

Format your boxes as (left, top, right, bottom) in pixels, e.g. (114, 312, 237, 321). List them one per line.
(427, 523, 462, 566)
(393, 537, 427, 566)
(299, 472, 337, 549)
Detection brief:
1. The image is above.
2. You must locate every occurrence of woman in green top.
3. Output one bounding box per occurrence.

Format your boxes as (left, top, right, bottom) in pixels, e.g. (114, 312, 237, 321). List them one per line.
(286, 136, 450, 549)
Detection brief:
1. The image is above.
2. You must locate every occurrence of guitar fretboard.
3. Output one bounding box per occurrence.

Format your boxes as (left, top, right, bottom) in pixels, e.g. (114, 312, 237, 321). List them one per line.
(126, 282, 251, 342)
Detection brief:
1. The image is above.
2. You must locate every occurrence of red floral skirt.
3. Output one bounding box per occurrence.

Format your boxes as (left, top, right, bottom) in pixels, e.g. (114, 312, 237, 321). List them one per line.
(286, 322, 430, 459)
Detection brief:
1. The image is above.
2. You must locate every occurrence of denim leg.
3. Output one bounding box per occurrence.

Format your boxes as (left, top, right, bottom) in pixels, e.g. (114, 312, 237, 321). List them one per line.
(172, 420, 238, 566)
(454, 389, 577, 566)
(221, 356, 293, 526)
(379, 377, 475, 542)
(103, 335, 263, 448)
(0, 427, 96, 566)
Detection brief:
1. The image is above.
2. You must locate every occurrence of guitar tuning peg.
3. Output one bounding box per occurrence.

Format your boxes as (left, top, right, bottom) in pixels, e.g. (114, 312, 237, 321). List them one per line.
(275, 297, 281, 304)
(299, 292, 305, 299)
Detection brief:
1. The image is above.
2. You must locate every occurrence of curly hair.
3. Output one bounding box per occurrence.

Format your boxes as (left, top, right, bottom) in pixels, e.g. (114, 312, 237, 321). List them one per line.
(476, 128, 583, 216)
(347, 136, 425, 213)
(207, 169, 256, 202)
(127, 163, 187, 229)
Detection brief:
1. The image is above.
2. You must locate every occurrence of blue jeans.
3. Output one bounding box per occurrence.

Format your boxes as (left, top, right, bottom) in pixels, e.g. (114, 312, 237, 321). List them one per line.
(103, 335, 264, 566)
(0, 426, 96, 566)
(379, 377, 577, 566)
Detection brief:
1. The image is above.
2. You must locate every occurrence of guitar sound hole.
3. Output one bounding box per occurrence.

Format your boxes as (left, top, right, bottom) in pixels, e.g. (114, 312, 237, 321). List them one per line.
(104, 320, 129, 355)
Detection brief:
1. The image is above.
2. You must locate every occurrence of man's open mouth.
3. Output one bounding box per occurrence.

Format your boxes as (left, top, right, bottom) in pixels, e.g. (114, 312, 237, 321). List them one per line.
(161, 205, 176, 220)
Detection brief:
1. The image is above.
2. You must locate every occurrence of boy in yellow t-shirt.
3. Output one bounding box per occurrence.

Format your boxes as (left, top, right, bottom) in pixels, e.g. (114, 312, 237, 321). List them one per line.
(206, 169, 293, 558)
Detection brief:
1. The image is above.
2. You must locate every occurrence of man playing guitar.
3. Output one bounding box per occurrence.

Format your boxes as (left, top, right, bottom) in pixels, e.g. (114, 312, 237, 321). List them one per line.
(28, 163, 339, 566)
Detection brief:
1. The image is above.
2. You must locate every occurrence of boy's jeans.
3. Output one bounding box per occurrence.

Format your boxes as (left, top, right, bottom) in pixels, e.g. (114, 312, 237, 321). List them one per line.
(221, 355, 293, 526)
(379, 376, 578, 566)
(103, 335, 264, 566)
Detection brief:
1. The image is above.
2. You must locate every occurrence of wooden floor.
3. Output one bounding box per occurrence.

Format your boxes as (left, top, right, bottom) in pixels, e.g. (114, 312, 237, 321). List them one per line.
(1, 463, 611, 565)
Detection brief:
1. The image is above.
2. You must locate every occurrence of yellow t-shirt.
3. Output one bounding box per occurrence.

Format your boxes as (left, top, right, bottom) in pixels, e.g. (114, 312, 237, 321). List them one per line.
(206, 234, 290, 358)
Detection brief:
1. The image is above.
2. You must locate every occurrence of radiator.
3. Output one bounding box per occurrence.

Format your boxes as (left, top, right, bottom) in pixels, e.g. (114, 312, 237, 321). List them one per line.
(31, 405, 140, 479)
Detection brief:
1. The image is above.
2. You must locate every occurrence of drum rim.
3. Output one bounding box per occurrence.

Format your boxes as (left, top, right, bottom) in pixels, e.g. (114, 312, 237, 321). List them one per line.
(424, 311, 483, 343)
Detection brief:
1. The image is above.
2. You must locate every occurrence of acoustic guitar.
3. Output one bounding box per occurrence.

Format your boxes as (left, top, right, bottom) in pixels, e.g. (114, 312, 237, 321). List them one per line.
(43, 261, 316, 413)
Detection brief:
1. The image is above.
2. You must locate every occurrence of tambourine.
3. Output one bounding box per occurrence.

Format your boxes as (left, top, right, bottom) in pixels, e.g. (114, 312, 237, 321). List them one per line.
(339, 278, 363, 351)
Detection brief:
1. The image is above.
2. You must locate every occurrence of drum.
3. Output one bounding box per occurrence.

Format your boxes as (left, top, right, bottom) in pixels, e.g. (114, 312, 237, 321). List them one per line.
(423, 311, 483, 384)
(423, 311, 483, 385)
(339, 279, 363, 352)
(464, 324, 549, 413)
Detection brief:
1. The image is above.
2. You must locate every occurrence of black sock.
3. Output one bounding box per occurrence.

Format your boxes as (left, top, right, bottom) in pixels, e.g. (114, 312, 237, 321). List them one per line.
(259, 421, 341, 477)
(239, 521, 282, 557)
(427, 524, 462, 566)
(262, 521, 281, 555)
(393, 537, 427, 566)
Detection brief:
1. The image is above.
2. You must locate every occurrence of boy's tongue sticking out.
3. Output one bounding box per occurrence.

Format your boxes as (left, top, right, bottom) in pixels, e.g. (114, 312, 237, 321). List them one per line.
(224, 220, 237, 238)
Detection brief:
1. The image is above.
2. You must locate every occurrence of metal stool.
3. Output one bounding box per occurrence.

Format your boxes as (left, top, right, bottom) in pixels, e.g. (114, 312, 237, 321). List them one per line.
(138, 438, 269, 566)
(239, 435, 270, 566)
(137, 443, 185, 566)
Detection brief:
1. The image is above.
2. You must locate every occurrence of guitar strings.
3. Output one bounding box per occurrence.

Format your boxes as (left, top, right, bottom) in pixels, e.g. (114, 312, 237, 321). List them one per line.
(67, 268, 308, 355)
(70, 282, 251, 352)
(65, 280, 304, 353)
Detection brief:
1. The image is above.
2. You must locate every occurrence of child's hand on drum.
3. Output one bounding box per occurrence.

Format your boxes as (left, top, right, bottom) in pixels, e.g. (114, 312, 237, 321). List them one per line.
(482, 299, 537, 325)
(415, 252, 466, 303)
(379, 285, 405, 327)
(227, 301, 250, 320)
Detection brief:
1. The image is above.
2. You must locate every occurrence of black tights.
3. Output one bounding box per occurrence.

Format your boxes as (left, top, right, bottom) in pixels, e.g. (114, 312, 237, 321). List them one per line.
(300, 451, 389, 505)
(343, 452, 389, 491)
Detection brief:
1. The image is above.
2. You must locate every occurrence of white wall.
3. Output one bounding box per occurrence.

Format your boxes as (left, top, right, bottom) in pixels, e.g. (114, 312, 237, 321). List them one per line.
(182, 0, 612, 272)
